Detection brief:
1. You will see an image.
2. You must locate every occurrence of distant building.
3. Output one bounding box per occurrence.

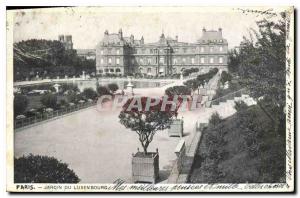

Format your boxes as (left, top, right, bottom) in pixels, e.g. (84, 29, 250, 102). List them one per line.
(76, 49, 96, 60)
(58, 35, 73, 50)
(95, 28, 228, 76)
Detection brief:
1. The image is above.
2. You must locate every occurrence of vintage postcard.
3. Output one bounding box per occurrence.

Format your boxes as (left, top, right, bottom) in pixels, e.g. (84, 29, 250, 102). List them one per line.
(6, 6, 294, 192)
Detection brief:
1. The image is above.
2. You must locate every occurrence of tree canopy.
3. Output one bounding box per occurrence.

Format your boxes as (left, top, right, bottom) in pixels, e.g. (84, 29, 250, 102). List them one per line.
(165, 85, 191, 96)
(14, 154, 80, 183)
(229, 12, 287, 133)
(119, 97, 178, 154)
(13, 39, 95, 81)
(14, 94, 28, 116)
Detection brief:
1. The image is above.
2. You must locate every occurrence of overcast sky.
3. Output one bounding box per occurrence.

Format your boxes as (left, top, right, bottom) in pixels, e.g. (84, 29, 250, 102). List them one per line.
(12, 7, 284, 49)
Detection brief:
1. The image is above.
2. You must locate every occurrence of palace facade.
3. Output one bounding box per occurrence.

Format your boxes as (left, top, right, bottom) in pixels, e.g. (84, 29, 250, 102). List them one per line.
(95, 28, 228, 76)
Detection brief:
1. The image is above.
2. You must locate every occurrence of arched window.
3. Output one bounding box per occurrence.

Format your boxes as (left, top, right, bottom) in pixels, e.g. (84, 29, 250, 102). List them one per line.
(116, 68, 121, 73)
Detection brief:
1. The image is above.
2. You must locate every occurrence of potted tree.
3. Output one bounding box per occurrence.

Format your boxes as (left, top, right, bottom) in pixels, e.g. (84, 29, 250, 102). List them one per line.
(119, 97, 178, 183)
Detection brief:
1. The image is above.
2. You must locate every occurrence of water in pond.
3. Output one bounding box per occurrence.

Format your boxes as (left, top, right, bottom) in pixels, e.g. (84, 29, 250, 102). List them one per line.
(74, 79, 170, 92)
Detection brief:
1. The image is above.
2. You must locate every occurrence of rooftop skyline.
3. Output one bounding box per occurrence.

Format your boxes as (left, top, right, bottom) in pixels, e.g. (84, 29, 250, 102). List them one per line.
(12, 7, 284, 49)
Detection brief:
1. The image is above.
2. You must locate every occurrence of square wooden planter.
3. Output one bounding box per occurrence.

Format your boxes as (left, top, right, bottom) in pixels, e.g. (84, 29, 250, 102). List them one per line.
(168, 119, 184, 137)
(132, 150, 159, 184)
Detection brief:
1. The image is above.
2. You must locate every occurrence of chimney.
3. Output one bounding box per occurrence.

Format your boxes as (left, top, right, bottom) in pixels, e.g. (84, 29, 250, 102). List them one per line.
(218, 28, 222, 36)
(141, 36, 144, 44)
(175, 35, 178, 41)
(130, 34, 134, 43)
(58, 35, 64, 42)
(118, 28, 123, 39)
(202, 27, 206, 32)
(104, 30, 109, 35)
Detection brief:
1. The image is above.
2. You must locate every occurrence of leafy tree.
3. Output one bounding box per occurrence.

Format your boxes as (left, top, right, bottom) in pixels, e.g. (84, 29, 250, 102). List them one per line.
(228, 49, 241, 73)
(165, 85, 191, 96)
(209, 112, 222, 126)
(234, 101, 248, 112)
(13, 39, 95, 81)
(14, 94, 28, 116)
(232, 13, 286, 128)
(107, 83, 119, 93)
(119, 97, 178, 154)
(184, 68, 219, 92)
(14, 154, 80, 183)
(66, 91, 78, 103)
(220, 71, 232, 86)
(60, 84, 79, 93)
(82, 88, 97, 100)
(97, 86, 111, 97)
(40, 93, 58, 109)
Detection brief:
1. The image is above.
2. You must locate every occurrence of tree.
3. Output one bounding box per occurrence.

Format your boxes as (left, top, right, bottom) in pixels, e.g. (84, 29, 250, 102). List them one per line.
(66, 91, 78, 103)
(14, 154, 80, 183)
(97, 86, 111, 97)
(233, 13, 286, 132)
(234, 101, 248, 112)
(209, 112, 222, 126)
(40, 93, 58, 109)
(82, 88, 97, 100)
(14, 94, 28, 116)
(119, 97, 178, 154)
(107, 83, 119, 93)
(220, 71, 232, 86)
(60, 84, 79, 93)
(165, 85, 191, 96)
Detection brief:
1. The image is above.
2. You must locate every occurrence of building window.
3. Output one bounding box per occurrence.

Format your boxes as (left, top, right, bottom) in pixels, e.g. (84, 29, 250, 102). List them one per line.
(116, 49, 120, 55)
(183, 48, 187, 53)
(191, 58, 195, 64)
(110, 69, 114, 72)
(219, 46, 223, 52)
(173, 58, 177, 64)
(210, 47, 214, 52)
(147, 58, 151, 65)
(140, 58, 144, 64)
(200, 47, 205, 53)
(108, 58, 112, 64)
(147, 68, 151, 74)
(155, 57, 158, 64)
(209, 57, 214, 63)
(132, 59, 135, 64)
(108, 49, 112, 54)
(182, 58, 186, 64)
(100, 50, 104, 55)
(116, 68, 121, 73)
(159, 57, 164, 64)
(100, 58, 104, 64)
(219, 39, 223, 42)
(150, 49, 153, 54)
(104, 69, 109, 72)
(116, 58, 120, 65)
(219, 57, 223, 63)
(99, 69, 103, 73)
(142, 49, 146, 54)
(200, 57, 205, 64)
(174, 48, 179, 53)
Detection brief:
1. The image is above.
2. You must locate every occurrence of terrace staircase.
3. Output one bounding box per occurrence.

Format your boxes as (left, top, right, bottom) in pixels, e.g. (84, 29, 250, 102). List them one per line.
(167, 88, 257, 184)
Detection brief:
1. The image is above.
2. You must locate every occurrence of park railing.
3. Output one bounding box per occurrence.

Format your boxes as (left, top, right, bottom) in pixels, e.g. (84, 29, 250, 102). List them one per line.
(205, 88, 250, 107)
(14, 101, 97, 130)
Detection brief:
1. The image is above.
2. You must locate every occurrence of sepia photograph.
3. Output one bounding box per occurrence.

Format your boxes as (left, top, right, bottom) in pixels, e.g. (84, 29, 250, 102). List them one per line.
(5, 6, 294, 192)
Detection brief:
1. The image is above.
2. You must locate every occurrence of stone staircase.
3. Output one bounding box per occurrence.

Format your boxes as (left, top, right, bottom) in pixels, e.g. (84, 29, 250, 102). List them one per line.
(167, 91, 257, 184)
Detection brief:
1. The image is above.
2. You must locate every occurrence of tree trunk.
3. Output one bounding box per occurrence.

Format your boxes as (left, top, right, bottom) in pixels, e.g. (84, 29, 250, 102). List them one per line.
(142, 146, 148, 155)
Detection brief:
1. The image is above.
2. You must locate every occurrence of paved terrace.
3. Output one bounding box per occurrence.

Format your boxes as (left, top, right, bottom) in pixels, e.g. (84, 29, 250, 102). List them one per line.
(14, 74, 219, 184)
